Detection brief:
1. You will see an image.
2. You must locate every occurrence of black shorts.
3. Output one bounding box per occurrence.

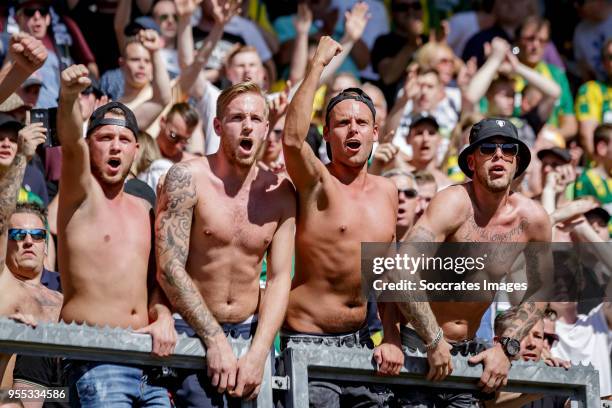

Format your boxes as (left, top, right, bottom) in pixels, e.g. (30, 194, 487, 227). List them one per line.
(12, 355, 69, 408)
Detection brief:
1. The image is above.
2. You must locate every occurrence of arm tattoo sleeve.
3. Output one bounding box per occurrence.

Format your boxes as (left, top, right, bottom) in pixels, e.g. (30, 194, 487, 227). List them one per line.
(155, 163, 222, 341)
(393, 225, 441, 343)
(0, 154, 26, 262)
(502, 301, 544, 340)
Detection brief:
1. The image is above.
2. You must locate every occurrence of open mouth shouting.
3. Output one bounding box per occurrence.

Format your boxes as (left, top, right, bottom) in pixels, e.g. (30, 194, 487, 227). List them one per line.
(238, 138, 254, 155)
(345, 139, 362, 153)
(107, 157, 122, 173)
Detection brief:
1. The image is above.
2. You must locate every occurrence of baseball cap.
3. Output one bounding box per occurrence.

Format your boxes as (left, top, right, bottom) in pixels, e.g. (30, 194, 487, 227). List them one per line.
(0, 94, 27, 113)
(325, 87, 376, 126)
(536, 147, 571, 163)
(585, 207, 611, 224)
(21, 74, 43, 89)
(86, 102, 139, 138)
(0, 113, 24, 131)
(409, 112, 439, 131)
(124, 16, 161, 36)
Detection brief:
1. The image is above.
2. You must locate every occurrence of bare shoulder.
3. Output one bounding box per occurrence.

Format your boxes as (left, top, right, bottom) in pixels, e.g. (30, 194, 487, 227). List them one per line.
(164, 159, 202, 192)
(434, 184, 472, 211)
(512, 192, 552, 241)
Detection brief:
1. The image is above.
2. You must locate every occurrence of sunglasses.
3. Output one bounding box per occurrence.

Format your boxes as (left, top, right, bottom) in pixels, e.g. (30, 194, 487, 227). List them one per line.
(392, 2, 422, 12)
(398, 188, 418, 198)
(543, 332, 559, 347)
(22, 7, 50, 17)
(270, 129, 283, 140)
(168, 131, 189, 144)
(478, 142, 519, 157)
(8, 228, 46, 242)
(157, 13, 177, 23)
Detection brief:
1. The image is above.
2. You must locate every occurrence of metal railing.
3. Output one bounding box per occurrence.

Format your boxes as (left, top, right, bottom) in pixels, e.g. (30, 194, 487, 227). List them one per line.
(0, 318, 603, 407)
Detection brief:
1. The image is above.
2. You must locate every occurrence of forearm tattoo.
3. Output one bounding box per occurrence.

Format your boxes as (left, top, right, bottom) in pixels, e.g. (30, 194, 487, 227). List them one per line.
(156, 163, 222, 341)
(0, 154, 25, 232)
(502, 301, 543, 340)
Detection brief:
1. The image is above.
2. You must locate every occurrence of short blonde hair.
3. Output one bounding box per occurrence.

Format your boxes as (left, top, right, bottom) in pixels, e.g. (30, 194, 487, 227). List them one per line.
(415, 42, 456, 72)
(226, 45, 261, 67)
(216, 81, 269, 120)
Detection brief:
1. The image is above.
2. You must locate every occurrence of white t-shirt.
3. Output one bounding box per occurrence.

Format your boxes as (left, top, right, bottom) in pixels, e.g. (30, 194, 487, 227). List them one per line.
(552, 303, 612, 397)
(195, 82, 222, 155)
(137, 158, 174, 193)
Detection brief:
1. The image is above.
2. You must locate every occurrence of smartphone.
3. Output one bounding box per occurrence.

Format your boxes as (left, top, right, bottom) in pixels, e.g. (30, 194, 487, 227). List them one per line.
(31, 108, 59, 147)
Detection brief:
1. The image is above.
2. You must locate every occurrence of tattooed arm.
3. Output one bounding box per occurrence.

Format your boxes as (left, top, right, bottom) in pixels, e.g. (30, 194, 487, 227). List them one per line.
(155, 162, 237, 393)
(0, 119, 47, 266)
(503, 204, 552, 340)
(0, 154, 26, 267)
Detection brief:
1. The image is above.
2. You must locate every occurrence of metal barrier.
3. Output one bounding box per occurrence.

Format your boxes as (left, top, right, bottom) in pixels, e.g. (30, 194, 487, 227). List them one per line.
(279, 341, 602, 408)
(0, 318, 272, 408)
(0, 318, 604, 407)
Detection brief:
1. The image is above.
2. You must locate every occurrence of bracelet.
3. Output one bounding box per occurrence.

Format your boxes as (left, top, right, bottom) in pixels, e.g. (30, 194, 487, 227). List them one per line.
(425, 327, 443, 351)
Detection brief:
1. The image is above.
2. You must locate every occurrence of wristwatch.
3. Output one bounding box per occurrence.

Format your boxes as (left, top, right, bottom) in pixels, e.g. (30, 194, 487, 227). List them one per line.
(496, 336, 521, 358)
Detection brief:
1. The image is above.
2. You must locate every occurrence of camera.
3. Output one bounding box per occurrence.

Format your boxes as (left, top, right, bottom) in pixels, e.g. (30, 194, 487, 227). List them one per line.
(30, 108, 59, 147)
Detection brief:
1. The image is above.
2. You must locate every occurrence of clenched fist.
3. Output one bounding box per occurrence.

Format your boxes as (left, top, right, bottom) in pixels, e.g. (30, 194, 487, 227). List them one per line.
(313, 36, 343, 68)
(9, 33, 47, 75)
(60, 65, 91, 99)
(139, 29, 163, 52)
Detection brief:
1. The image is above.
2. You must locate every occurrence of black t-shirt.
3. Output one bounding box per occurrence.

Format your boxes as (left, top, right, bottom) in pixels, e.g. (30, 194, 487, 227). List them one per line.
(22, 161, 49, 207)
(371, 31, 413, 105)
(462, 25, 512, 67)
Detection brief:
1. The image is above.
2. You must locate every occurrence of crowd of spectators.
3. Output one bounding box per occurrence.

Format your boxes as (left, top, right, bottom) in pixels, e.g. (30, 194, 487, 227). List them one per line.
(0, 0, 610, 407)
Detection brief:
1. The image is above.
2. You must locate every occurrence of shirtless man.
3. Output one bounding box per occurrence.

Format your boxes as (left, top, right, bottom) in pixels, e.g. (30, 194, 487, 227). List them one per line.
(280, 36, 422, 406)
(56, 65, 176, 407)
(380, 118, 552, 406)
(3, 204, 65, 399)
(155, 81, 295, 405)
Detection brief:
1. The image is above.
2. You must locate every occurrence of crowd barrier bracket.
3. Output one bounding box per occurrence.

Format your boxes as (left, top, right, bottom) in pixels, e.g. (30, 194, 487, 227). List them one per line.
(280, 341, 601, 408)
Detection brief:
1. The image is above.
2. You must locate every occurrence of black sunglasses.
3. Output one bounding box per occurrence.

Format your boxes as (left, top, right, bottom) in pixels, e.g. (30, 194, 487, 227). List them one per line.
(392, 2, 422, 13)
(398, 188, 418, 198)
(543, 332, 559, 347)
(8, 228, 46, 242)
(478, 142, 519, 157)
(22, 7, 50, 17)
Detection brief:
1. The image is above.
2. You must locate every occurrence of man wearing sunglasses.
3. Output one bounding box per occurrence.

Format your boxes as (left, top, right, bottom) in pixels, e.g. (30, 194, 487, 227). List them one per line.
(0, 204, 65, 395)
(382, 118, 552, 405)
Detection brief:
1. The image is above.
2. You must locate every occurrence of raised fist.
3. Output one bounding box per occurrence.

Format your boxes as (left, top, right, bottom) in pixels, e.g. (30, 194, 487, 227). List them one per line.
(293, 3, 313, 35)
(313, 36, 342, 67)
(9, 32, 47, 74)
(139, 29, 163, 52)
(60, 65, 91, 98)
(210, 0, 241, 26)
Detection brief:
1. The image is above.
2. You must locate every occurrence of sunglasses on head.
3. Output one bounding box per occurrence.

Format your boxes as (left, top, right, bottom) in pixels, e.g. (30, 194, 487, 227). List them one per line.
(398, 188, 418, 198)
(8, 228, 46, 242)
(392, 2, 422, 12)
(168, 131, 189, 144)
(478, 142, 519, 157)
(22, 6, 50, 17)
(543, 332, 559, 347)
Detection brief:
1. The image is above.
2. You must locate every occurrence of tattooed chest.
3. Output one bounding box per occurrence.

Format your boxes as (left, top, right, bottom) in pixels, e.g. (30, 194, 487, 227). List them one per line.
(455, 217, 530, 243)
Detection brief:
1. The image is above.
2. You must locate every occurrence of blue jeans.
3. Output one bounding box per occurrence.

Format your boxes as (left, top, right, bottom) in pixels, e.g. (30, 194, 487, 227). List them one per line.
(64, 361, 171, 408)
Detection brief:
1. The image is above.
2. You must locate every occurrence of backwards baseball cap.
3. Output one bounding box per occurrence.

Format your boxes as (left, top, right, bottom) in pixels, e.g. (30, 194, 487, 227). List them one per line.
(325, 87, 376, 126)
(86, 102, 139, 138)
(458, 117, 531, 179)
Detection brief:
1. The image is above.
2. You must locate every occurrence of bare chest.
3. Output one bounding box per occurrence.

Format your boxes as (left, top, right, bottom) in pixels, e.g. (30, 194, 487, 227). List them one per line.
(304, 186, 396, 242)
(193, 189, 280, 253)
